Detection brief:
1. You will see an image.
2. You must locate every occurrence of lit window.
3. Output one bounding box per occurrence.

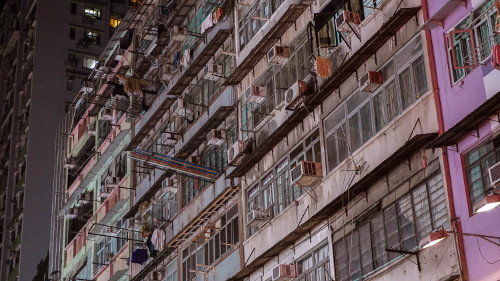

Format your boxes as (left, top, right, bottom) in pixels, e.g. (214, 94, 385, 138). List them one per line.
(110, 18, 121, 28)
(84, 31, 100, 45)
(83, 57, 97, 69)
(84, 6, 101, 19)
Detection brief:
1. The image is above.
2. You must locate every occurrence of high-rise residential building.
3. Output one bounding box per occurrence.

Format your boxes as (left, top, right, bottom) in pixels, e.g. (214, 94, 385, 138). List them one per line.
(53, 0, 500, 280)
(426, 0, 500, 280)
(0, 1, 129, 281)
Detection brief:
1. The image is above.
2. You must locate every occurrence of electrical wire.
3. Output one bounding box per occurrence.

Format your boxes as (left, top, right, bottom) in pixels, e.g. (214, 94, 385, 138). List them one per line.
(475, 236, 500, 264)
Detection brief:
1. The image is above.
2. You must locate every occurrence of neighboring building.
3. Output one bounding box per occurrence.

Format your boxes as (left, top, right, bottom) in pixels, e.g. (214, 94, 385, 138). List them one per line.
(52, 0, 485, 281)
(426, 0, 500, 280)
(0, 0, 129, 281)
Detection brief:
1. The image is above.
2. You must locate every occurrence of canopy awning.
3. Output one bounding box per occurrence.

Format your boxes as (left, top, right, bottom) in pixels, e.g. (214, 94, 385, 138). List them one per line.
(128, 148, 219, 181)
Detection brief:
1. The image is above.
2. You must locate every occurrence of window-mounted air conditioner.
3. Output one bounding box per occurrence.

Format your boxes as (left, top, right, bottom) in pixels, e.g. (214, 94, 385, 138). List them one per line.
(244, 85, 266, 104)
(359, 71, 383, 92)
(170, 26, 188, 42)
(77, 192, 92, 205)
(171, 98, 192, 117)
(335, 11, 360, 33)
(85, 122, 96, 136)
(203, 64, 223, 81)
(284, 80, 307, 110)
(101, 107, 113, 121)
(246, 208, 267, 227)
(105, 226, 119, 236)
(162, 178, 178, 193)
(64, 157, 77, 169)
(267, 45, 289, 65)
(272, 264, 296, 281)
(65, 207, 80, 218)
(227, 140, 246, 165)
(100, 184, 113, 199)
(105, 176, 120, 189)
(162, 132, 179, 146)
(489, 162, 500, 187)
(207, 129, 226, 146)
(290, 161, 322, 187)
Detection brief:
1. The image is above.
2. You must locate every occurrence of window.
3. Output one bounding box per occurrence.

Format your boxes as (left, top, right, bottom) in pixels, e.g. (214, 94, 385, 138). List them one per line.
(95, 237, 112, 272)
(297, 243, 331, 281)
(465, 137, 500, 206)
(333, 173, 448, 281)
(83, 57, 97, 69)
(448, 0, 500, 83)
(84, 31, 100, 45)
(71, 3, 77, 15)
(246, 130, 321, 236)
(182, 205, 239, 281)
(324, 34, 427, 173)
(241, 30, 313, 132)
(69, 27, 75, 39)
(363, 0, 386, 18)
(110, 18, 121, 28)
(164, 259, 178, 281)
(84, 6, 101, 19)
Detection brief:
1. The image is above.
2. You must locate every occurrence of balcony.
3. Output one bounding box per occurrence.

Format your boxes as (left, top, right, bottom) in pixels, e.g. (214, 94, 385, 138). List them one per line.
(227, 6, 421, 179)
(59, 116, 131, 216)
(129, 19, 232, 149)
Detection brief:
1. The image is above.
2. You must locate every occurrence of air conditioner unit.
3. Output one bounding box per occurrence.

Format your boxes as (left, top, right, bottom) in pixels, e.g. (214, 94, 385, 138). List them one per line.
(170, 26, 187, 42)
(335, 11, 360, 33)
(77, 192, 92, 205)
(489, 162, 500, 186)
(171, 98, 192, 116)
(100, 184, 113, 198)
(207, 129, 226, 146)
(267, 45, 289, 65)
(272, 264, 296, 281)
(291, 161, 322, 187)
(162, 132, 179, 146)
(188, 156, 202, 164)
(63, 157, 77, 169)
(227, 140, 246, 165)
(359, 71, 383, 92)
(239, 0, 257, 6)
(105, 176, 120, 188)
(85, 122, 96, 136)
(244, 85, 266, 104)
(247, 209, 267, 227)
(162, 178, 178, 193)
(284, 80, 307, 110)
(101, 107, 113, 121)
(80, 80, 95, 94)
(65, 207, 80, 219)
(105, 226, 119, 236)
(150, 272, 164, 281)
(203, 64, 223, 81)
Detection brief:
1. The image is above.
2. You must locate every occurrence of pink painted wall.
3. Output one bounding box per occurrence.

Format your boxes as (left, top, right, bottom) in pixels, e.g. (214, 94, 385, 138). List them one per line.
(427, 0, 500, 280)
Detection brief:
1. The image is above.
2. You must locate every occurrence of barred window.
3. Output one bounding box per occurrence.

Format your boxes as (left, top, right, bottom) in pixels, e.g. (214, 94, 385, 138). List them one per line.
(333, 173, 448, 281)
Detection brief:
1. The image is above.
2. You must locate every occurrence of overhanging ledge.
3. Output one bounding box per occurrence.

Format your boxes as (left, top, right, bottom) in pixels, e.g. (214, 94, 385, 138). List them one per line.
(227, 133, 437, 280)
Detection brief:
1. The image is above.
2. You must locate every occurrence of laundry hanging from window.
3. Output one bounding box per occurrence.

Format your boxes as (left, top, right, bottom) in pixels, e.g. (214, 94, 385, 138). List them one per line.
(316, 56, 332, 78)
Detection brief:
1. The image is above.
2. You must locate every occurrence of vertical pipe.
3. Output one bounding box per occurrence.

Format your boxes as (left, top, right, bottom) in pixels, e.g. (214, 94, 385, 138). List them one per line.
(420, 0, 469, 280)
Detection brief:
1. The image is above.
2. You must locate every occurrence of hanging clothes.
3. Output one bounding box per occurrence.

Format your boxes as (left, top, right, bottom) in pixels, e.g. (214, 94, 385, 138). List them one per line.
(316, 56, 332, 78)
(173, 52, 181, 70)
(151, 228, 166, 251)
(116, 74, 150, 95)
(492, 43, 500, 70)
(130, 248, 148, 264)
(146, 233, 158, 258)
(181, 49, 191, 67)
(200, 13, 213, 35)
(128, 257, 142, 276)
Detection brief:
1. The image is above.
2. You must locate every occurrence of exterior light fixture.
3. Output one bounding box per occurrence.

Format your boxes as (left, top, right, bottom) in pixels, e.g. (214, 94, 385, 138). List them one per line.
(473, 193, 500, 213)
(419, 226, 500, 249)
(419, 228, 449, 249)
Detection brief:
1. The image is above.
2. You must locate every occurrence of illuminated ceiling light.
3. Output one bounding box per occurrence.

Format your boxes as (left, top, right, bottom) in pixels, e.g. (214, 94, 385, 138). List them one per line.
(419, 228, 449, 249)
(474, 194, 500, 213)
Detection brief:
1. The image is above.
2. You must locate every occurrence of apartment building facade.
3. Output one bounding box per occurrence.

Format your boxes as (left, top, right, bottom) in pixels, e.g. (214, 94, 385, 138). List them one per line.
(52, 0, 483, 281)
(426, 0, 500, 280)
(0, 0, 129, 281)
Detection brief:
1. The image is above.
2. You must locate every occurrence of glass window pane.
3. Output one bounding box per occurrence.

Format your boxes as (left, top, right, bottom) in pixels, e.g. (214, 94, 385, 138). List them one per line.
(384, 205, 399, 261)
(370, 213, 387, 268)
(349, 113, 361, 151)
(359, 223, 373, 275)
(372, 91, 386, 132)
(412, 184, 432, 241)
(428, 174, 448, 229)
(334, 240, 349, 281)
(412, 56, 428, 98)
(399, 68, 414, 109)
(360, 102, 373, 143)
(397, 194, 417, 250)
(385, 80, 398, 121)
